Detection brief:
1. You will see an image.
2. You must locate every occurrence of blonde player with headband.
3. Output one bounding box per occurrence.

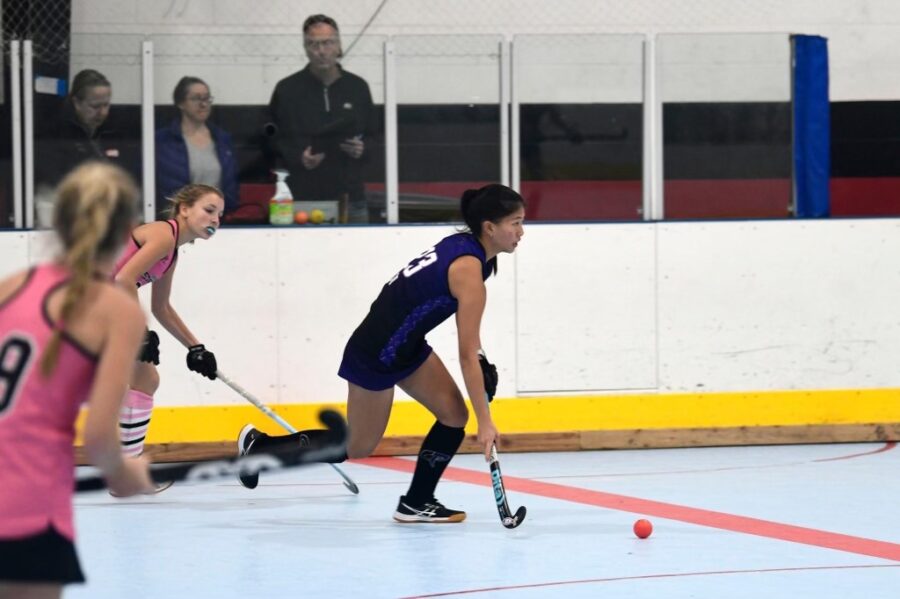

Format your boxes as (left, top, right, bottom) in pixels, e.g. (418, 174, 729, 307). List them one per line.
(0, 162, 155, 597)
(113, 183, 224, 463)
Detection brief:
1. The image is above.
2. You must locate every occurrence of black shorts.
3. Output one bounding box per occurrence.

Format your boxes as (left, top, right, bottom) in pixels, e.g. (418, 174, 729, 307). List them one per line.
(0, 525, 85, 584)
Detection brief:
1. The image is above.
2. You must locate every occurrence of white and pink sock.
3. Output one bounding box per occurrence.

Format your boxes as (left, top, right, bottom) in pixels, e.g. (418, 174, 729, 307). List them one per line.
(119, 389, 154, 457)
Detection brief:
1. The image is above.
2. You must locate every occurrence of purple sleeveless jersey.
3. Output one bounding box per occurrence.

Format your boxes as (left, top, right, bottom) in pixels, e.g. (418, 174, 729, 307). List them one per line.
(338, 232, 494, 390)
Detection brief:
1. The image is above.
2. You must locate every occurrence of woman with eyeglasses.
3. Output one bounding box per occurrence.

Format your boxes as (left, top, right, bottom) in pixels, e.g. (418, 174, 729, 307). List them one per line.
(267, 14, 374, 223)
(155, 76, 239, 216)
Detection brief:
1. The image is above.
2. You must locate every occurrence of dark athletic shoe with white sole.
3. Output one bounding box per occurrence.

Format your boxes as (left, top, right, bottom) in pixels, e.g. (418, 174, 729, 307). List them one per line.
(393, 496, 466, 523)
(237, 424, 262, 489)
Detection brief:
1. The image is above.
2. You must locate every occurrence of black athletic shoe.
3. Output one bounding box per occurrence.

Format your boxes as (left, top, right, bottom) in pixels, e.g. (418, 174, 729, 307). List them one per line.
(393, 496, 466, 523)
(237, 424, 262, 489)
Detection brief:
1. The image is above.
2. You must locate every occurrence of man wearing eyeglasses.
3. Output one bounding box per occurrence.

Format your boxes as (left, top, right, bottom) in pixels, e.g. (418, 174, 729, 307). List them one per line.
(267, 14, 374, 223)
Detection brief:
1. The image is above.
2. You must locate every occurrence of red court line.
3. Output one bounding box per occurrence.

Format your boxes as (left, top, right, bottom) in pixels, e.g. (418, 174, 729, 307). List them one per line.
(356, 456, 900, 562)
(538, 441, 898, 479)
(398, 564, 900, 598)
(813, 441, 896, 462)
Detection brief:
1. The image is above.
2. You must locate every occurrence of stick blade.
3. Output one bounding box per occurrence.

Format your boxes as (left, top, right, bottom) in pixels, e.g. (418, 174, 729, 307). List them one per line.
(318, 408, 347, 438)
(502, 506, 527, 529)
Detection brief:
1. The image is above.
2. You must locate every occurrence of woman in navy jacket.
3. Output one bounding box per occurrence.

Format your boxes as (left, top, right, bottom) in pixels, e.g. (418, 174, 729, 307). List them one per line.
(155, 76, 239, 214)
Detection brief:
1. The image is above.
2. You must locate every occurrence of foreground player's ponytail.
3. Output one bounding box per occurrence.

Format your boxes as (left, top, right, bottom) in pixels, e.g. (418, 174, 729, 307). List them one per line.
(41, 162, 138, 376)
(460, 184, 525, 274)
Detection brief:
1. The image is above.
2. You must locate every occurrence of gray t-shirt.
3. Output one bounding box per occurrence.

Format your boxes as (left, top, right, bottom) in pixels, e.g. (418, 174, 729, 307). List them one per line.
(186, 140, 222, 188)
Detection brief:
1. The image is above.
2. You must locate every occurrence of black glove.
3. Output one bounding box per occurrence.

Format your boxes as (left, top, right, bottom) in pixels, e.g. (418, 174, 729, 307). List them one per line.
(139, 330, 160, 365)
(479, 352, 498, 402)
(186, 344, 217, 380)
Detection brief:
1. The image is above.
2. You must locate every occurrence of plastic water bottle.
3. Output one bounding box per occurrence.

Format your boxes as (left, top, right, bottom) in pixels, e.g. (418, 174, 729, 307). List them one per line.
(269, 170, 294, 226)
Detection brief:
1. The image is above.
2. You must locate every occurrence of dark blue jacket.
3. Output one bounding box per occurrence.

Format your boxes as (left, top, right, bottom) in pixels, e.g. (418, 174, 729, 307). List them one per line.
(155, 119, 239, 213)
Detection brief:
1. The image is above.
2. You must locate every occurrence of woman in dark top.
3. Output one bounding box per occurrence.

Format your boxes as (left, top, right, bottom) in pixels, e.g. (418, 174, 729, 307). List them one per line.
(35, 69, 139, 190)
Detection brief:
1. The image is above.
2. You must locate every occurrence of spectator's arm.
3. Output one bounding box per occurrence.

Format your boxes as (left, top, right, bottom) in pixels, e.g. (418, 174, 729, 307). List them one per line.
(356, 79, 376, 165)
(268, 85, 308, 173)
(217, 129, 241, 213)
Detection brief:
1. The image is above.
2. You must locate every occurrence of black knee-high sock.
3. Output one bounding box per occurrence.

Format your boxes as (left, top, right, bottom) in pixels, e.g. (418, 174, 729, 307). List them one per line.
(250, 429, 347, 463)
(404, 421, 465, 504)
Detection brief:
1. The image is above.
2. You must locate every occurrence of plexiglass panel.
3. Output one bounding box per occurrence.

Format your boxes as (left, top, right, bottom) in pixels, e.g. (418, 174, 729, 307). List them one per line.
(32, 34, 144, 227)
(658, 33, 792, 219)
(393, 35, 503, 223)
(514, 34, 645, 221)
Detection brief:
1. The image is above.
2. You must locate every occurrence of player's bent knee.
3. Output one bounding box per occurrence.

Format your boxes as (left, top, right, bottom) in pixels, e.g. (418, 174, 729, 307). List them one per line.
(441, 393, 469, 428)
(132, 363, 160, 394)
(440, 406, 468, 429)
(346, 445, 373, 460)
(347, 437, 379, 459)
(145, 371, 160, 395)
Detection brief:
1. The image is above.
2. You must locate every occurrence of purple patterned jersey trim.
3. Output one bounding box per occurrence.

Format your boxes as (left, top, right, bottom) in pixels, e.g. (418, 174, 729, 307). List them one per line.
(378, 296, 455, 367)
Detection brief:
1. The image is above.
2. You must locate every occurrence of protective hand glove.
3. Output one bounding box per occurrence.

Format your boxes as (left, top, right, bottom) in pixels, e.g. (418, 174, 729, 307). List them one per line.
(139, 330, 160, 365)
(479, 352, 498, 402)
(186, 344, 217, 380)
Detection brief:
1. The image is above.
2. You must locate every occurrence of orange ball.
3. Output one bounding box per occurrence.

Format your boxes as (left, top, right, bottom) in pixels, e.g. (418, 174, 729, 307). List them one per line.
(294, 210, 309, 225)
(633, 518, 653, 539)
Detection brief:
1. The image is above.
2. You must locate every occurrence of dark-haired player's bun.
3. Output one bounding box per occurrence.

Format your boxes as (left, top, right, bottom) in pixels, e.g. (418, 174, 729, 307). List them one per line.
(460, 188, 480, 218)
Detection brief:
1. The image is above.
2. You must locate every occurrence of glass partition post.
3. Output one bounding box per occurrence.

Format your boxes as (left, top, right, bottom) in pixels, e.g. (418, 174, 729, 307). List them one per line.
(8, 40, 23, 229)
(500, 37, 511, 188)
(643, 33, 663, 221)
(384, 40, 398, 224)
(23, 41, 35, 229)
(141, 40, 155, 223)
(511, 38, 520, 194)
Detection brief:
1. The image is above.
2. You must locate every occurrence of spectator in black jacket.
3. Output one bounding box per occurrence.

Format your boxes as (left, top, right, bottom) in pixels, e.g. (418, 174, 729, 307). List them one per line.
(35, 69, 140, 200)
(268, 14, 374, 223)
(155, 76, 239, 216)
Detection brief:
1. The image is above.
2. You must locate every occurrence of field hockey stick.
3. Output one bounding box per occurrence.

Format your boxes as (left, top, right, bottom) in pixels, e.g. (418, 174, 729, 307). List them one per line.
(216, 370, 360, 494)
(76, 409, 346, 493)
(479, 350, 527, 529)
(488, 442, 527, 529)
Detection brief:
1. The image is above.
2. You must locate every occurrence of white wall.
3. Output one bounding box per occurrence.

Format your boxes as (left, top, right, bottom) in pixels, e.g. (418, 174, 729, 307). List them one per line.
(4, 219, 899, 408)
(69, 0, 900, 103)
(656, 219, 900, 392)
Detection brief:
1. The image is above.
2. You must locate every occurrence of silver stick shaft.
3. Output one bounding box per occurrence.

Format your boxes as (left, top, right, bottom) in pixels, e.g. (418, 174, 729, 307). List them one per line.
(217, 371, 359, 494)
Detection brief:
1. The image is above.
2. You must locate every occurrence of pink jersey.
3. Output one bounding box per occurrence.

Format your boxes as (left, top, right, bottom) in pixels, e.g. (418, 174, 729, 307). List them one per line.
(114, 219, 179, 287)
(0, 264, 99, 541)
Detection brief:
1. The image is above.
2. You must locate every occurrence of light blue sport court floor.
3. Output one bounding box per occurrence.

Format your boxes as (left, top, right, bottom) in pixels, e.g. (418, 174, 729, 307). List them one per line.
(71, 442, 899, 598)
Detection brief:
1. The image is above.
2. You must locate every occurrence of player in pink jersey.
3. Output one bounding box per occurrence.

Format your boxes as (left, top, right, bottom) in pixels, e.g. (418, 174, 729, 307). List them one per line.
(112, 183, 224, 461)
(0, 162, 154, 597)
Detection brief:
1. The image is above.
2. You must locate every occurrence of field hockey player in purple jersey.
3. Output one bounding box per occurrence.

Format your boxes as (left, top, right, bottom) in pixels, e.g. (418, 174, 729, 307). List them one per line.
(238, 184, 524, 522)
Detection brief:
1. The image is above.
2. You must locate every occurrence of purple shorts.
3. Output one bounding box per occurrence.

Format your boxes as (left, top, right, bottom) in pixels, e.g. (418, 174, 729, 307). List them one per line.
(338, 341, 433, 391)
